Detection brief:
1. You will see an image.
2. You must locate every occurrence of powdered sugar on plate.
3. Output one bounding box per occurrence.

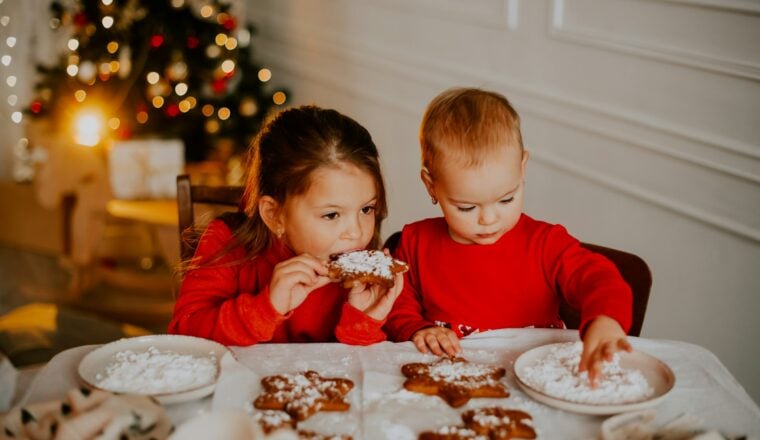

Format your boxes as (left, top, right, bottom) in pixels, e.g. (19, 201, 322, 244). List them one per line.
(95, 346, 217, 394)
(519, 342, 654, 405)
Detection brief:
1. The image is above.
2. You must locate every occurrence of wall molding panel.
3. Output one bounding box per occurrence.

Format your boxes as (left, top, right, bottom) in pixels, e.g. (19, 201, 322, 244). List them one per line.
(368, 0, 520, 30)
(530, 148, 760, 243)
(550, 0, 760, 82)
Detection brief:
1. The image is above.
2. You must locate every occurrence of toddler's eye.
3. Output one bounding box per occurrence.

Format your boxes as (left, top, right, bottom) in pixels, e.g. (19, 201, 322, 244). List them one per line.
(499, 197, 515, 204)
(322, 212, 339, 220)
(457, 206, 476, 212)
(361, 205, 376, 215)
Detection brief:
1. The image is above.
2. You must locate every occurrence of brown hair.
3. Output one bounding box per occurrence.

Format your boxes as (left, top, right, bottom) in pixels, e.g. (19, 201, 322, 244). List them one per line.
(219, 105, 388, 262)
(420, 87, 523, 174)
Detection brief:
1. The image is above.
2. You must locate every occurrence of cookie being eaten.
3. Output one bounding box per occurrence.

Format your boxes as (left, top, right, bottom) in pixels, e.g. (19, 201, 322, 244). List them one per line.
(327, 250, 408, 288)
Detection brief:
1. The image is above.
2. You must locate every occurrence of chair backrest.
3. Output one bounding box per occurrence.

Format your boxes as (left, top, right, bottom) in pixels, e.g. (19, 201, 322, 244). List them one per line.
(382, 231, 652, 337)
(176, 174, 244, 261)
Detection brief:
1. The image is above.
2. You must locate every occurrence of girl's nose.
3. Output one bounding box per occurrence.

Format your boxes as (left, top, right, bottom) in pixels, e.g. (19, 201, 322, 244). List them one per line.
(341, 217, 363, 240)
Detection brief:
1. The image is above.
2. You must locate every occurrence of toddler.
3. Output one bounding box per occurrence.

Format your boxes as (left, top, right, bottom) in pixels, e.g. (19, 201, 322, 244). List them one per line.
(384, 88, 632, 382)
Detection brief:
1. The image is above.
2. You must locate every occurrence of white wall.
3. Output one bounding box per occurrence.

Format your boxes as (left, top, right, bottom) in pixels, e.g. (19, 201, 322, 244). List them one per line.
(247, 0, 760, 404)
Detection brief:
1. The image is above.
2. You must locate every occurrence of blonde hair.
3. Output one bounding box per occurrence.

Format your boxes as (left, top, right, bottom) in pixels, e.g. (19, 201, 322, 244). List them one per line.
(420, 87, 523, 173)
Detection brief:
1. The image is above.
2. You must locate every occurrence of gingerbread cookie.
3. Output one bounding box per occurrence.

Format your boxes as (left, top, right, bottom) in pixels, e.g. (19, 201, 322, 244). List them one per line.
(401, 357, 509, 407)
(419, 407, 536, 440)
(462, 407, 535, 439)
(252, 410, 297, 434)
(298, 430, 353, 440)
(327, 250, 408, 288)
(253, 371, 354, 421)
(418, 426, 488, 440)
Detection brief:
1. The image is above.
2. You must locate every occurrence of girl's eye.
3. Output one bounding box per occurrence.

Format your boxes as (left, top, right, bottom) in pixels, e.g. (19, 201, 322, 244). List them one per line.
(457, 206, 476, 212)
(499, 197, 515, 204)
(322, 212, 339, 220)
(361, 205, 376, 215)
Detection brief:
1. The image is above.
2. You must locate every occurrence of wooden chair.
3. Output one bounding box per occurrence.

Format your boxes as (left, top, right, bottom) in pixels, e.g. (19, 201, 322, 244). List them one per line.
(176, 175, 244, 261)
(382, 231, 652, 337)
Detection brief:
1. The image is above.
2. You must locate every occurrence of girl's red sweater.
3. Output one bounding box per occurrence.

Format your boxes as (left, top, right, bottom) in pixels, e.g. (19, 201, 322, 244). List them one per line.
(169, 220, 386, 346)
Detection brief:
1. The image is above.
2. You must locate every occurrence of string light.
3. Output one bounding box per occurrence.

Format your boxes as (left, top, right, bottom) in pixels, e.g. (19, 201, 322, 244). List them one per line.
(273, 91, 287, 105)
(258, 68, 271, 82)
(2, 9, 20, 124)
(73, 109, 105, 146)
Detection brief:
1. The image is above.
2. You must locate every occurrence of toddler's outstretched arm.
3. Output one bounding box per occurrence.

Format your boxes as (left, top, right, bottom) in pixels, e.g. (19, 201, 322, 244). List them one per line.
(578, 315, 632, 386)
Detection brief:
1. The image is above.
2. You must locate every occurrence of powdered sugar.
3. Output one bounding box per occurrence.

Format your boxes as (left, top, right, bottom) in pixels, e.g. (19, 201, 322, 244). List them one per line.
(520, 342, 654, 405)
(95, 346, 217, 394)
(331, 250, 396, 279)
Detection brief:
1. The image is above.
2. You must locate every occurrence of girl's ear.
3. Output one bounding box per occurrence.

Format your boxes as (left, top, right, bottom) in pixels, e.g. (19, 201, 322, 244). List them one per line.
(258, 196, 283, 235)
(521, 149, 530, 174)
(420, 168, 436, 199)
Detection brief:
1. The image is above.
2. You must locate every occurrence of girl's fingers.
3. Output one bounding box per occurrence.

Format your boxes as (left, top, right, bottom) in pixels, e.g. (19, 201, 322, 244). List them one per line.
(279, 254, 328, 276)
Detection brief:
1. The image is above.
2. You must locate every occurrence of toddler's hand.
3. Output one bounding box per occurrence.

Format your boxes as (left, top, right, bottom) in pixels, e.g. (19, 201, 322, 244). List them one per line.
(411, 326, 461, 357)
(579, 315, 633, 387)
(346, 271, 404, 321)
(269, 254, 331, 315)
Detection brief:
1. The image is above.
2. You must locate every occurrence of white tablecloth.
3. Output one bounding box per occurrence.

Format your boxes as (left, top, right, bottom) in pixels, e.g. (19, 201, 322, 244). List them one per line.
(17, 329, 760, 439)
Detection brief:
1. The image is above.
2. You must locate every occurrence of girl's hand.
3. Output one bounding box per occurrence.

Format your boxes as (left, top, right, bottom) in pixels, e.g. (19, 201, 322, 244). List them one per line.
(411, 326, 461, 357)
(579, 315, 633, 386)
(347, 272, 404, 321)
(269, 254, 331, 315)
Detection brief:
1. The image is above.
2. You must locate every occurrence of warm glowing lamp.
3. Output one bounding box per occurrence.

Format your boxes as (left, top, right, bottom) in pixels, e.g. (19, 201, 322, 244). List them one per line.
(73, 110, 105, 146)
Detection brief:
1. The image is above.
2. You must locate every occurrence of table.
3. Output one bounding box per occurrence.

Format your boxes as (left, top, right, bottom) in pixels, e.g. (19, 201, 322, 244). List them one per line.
(15, 329, 760, 439)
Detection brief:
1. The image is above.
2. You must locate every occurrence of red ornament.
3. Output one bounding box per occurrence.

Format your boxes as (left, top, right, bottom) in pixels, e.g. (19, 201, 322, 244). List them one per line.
(150, 34, 165, 48)
(222, 17, 236, 31)
(165, 103, 180, 117)
(212, 79, 227, 94)
(117, 125, 132, 139)
(186, 36, 200, 49)
(30, 101, 43, 114)
(73, 12, 88, 27)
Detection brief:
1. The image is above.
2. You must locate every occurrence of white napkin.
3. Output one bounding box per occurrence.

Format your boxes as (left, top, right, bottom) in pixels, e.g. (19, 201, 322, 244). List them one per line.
(169, 410, 297, 440)
(0, 353, 18, 412)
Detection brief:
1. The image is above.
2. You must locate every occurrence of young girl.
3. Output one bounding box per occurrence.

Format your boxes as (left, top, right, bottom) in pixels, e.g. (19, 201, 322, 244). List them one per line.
(169, 106, 403, 346)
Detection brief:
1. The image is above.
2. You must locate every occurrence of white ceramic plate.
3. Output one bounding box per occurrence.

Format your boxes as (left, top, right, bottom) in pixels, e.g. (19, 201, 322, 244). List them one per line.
(78, 334, 228, 405)
(514, 343, 675, 415)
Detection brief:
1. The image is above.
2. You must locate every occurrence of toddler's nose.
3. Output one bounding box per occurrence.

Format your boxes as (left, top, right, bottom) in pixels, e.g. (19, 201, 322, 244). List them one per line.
(478, 206, 498, 226)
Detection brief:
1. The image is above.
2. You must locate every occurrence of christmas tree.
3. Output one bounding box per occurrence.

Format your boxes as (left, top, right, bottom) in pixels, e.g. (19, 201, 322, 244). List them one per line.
(27, 0, 287, 162)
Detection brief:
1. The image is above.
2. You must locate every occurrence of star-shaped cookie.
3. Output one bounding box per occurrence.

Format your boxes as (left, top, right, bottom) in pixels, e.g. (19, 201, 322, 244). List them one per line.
(419, 407, 536, 440)
(253, 371, 354, 421)
(401, 357, 509, 407)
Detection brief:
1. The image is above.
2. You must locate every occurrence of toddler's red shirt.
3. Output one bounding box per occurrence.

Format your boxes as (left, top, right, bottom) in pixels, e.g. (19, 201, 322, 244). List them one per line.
(384, 215, 632, 341)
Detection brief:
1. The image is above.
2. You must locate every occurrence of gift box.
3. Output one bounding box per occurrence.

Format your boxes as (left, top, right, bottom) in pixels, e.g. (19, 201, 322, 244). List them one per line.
(108, 139, 184, 199)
